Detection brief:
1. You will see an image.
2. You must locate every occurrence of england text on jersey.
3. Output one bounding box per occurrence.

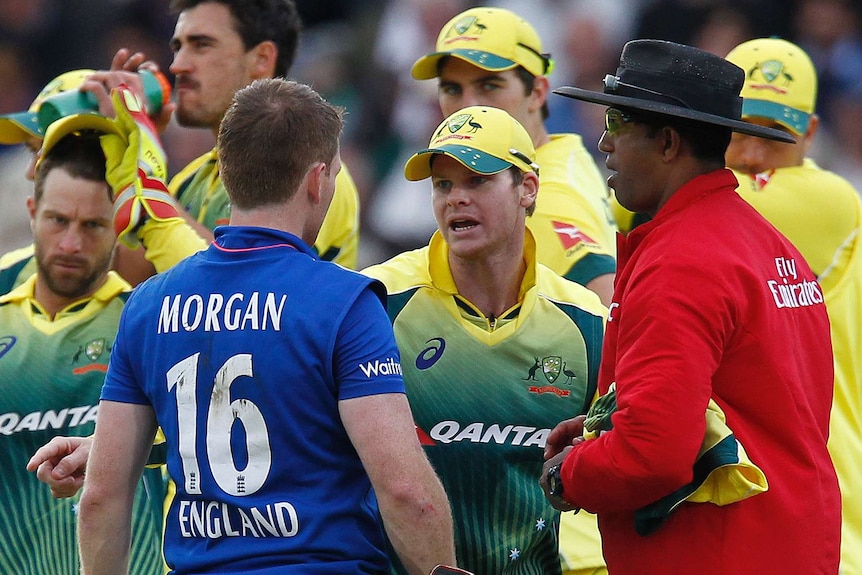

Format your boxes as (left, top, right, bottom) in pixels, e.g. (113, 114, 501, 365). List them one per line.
(177, 499, 299, 539)
(158, 292, 287, 334)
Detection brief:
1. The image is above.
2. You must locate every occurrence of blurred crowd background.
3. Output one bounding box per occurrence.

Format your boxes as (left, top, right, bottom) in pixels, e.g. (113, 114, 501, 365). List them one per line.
(3, 0, 862, 266)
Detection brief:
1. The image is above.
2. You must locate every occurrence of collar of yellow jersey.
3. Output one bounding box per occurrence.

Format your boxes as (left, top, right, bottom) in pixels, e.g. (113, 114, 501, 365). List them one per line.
(426, 228, 538, 301)
(0, 270, 131, 307)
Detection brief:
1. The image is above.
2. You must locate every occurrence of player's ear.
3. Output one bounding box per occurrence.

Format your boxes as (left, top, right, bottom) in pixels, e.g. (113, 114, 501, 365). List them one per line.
(528, 75, 550, 113)
(801, 114, 819, 153)
(305, 162, 327, 205)
(250, 40, 277, 78)
(520, 172, 539, 210)
(26, 195, 37, 224)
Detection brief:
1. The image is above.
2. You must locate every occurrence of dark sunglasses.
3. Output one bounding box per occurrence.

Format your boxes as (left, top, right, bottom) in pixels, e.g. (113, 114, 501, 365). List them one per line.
(604, 108, 638, 136)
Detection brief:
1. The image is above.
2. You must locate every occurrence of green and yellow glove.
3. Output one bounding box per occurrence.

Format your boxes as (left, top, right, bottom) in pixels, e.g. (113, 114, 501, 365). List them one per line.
(583, 382, 616, 440)
(101, 84, 179, 248)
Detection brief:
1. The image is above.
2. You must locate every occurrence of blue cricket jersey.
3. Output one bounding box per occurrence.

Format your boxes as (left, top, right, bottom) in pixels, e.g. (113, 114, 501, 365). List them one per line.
(102, 226, 406, 574)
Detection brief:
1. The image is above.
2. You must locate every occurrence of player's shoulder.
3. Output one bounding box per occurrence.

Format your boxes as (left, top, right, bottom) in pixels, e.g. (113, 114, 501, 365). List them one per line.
(535, 263, 607, 318)
(745, 160, 858, 200)
(0, 244, 34, 269)
(334, 162, 358, 194)
(362, 246, 431, 295)
(168, 149, 215, 194)
(0, 245, 35, 296)
(543, 132, 588, 152)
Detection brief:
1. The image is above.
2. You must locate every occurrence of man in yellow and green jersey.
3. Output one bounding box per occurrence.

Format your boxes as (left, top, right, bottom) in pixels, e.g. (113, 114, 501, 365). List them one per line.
(165, 0, 359, 269)
(726, 37, 862, 575)
(364, 105, 605, 575)
(0, 126, 166, 575)
(411, 7, 617, 306)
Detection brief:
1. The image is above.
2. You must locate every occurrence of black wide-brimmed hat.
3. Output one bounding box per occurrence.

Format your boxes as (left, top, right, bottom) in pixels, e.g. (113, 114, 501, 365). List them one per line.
(554, 39, 795, 143)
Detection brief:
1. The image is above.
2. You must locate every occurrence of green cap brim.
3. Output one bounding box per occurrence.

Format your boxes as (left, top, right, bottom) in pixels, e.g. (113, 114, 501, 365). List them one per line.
(741, 99, 809, 136)
(412, 49, 518, 80)
(404, 145, 513, 181)
(38, 113, 120, 169)
(0, 112, 41, 144)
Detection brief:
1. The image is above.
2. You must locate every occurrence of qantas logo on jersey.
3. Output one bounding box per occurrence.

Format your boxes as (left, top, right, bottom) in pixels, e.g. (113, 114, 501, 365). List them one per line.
(418, 420, 550, 448)
(767, 256, 824, 309)
(358, 357, 402, 378)
(0, 404, 98, 436)
(552, 221, 598, 251)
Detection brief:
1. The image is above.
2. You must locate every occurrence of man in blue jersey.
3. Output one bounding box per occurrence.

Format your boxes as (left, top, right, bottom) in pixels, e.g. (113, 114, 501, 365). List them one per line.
(77, 78, 456, 575)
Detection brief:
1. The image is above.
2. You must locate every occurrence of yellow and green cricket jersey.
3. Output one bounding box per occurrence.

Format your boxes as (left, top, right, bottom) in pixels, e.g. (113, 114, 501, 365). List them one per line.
(531, 134, 617, 285)
(364, 231, 606, 575)
(735, 160, 862, 575)
(0, 272, 166, 575)
(169, 148, 360, 268)
(0, 245, 35, 296)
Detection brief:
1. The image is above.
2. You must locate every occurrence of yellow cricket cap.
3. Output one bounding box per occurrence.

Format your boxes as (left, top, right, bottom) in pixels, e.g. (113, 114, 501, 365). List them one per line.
(37, 112, 119, 170)
(726, 38, 817, 135)
(0, 69, 95, 144)
(411, 7, 553, 80)
(404, 105, 538, 181)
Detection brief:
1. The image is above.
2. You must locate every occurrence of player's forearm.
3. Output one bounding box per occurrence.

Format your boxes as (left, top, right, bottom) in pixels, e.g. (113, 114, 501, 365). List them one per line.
(379, 471, 457, 575)
(77, 491, 133, 575)
(78, 401, 158, 575)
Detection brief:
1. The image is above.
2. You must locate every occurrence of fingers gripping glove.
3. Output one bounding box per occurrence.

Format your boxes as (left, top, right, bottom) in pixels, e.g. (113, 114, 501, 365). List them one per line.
(101, 85, 180, 248)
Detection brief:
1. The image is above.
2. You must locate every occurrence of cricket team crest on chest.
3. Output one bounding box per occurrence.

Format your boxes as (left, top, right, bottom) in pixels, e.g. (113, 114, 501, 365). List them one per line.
(71, 337, 112, 375)
(523, 356, 578, 397)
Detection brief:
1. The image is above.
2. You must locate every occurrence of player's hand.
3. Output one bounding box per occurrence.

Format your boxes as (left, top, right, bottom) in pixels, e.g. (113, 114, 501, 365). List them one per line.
(540, 447, 581, 512)
(77, 49, 175, 134)
(101, 84, 180, 248)
(26, 436, 92, 499)
(544, 415, 586, 460)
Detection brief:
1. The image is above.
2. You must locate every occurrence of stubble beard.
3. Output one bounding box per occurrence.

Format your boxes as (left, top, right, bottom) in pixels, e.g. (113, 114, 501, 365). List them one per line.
(35, 243, 113, 302)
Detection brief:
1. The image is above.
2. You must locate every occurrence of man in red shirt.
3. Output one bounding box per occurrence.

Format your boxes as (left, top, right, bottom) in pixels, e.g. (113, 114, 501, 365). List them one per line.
(540, 39, 840, 574)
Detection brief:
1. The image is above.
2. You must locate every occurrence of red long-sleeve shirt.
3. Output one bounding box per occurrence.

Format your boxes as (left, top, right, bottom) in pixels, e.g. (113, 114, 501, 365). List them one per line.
(561, 169, 840, 574)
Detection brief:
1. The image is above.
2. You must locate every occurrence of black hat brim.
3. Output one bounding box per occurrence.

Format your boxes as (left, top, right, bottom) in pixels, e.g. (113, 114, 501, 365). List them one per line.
(554, 86, 796, 144)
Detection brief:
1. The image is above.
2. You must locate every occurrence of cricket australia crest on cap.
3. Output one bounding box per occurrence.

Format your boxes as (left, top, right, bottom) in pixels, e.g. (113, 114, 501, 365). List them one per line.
(411, 7, 552, 79)
(404, 106, 537, 181)
(726, 38, 817, 135)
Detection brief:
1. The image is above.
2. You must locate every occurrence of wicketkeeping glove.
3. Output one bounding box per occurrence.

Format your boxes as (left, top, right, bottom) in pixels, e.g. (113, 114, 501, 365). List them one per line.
(101, 84, 180, 248)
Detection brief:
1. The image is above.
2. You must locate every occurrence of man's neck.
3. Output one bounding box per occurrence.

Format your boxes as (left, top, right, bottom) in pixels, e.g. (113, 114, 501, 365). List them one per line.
(34, 276, 106, 320)
(527, 117, 551, 149)
(230, 204, 314, 245)
(449, 248, 526, 320)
